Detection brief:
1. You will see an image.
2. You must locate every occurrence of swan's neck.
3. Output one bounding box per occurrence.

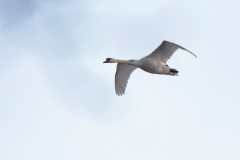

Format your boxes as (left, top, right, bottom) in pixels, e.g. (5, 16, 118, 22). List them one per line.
(112, 58, 137, 66)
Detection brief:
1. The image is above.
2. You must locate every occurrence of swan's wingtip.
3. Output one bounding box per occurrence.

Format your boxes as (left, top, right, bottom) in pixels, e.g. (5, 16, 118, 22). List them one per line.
(116, 92, 125, 96)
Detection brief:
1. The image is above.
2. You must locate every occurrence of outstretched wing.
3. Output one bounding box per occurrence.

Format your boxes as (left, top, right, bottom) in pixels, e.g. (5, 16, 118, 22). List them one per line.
(146, 40, 197, 63)
(115, 60, 138, 96)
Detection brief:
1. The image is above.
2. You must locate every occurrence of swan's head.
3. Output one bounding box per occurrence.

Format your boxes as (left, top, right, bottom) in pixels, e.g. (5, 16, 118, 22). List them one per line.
(103, 58, 112, 63)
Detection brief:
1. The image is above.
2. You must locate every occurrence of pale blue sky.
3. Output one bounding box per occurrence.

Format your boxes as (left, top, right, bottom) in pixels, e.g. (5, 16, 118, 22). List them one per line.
(0, 0, 240, 159)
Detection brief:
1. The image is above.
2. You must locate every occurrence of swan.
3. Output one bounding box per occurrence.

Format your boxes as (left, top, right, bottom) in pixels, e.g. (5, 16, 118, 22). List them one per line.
(103, 40, 197, 96)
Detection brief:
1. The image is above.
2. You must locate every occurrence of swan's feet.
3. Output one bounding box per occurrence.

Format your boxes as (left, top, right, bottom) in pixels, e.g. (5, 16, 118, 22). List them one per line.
(170, 68, 179, 74)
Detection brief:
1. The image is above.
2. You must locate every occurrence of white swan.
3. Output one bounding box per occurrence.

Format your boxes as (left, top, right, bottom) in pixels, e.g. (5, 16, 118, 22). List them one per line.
(103, 40, 197, 96)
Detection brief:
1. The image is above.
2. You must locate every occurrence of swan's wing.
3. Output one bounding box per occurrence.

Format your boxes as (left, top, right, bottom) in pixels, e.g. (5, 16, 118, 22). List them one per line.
(146, 40, 197, 63)
(115, 60, 138, 96)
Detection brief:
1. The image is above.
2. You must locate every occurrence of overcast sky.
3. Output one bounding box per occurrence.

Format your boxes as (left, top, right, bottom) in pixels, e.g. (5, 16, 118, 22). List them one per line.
(0, 0, 240, 159)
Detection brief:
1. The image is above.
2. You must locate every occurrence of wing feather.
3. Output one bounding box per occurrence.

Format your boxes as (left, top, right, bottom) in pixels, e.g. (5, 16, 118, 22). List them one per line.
(115, 60, 138, 96)
(146, 40, 197, 63)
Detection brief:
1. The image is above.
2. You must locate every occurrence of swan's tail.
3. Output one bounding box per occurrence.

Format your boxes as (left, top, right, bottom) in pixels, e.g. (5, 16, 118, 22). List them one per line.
(170, 68, 179, 76)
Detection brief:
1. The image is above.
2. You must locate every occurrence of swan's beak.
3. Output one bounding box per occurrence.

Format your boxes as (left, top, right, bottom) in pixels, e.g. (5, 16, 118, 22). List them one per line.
(103, 58, 111, 63)
(103, 60, 109, 63)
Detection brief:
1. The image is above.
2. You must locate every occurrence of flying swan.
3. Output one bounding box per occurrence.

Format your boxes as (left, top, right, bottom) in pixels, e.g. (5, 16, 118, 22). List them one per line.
(103, 40, 197, 96)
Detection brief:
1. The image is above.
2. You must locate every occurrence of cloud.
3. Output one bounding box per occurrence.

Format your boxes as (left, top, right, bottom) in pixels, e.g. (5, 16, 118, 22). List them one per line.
(0, 0, 240, 159)
(89, 0, 175, 16)
(0, 0, 37, 27)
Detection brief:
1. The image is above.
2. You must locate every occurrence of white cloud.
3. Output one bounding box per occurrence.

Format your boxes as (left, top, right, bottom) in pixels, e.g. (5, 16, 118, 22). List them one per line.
(0, 0, 240, 159)
(89, 0, 175, 16)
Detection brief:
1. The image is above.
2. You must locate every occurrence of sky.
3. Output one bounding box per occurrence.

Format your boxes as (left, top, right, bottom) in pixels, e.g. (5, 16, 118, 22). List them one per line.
(0, 0, 240, 159)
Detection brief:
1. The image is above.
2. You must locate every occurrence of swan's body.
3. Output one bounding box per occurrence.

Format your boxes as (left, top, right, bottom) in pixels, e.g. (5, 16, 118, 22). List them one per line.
(103, 40, 197, 96)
